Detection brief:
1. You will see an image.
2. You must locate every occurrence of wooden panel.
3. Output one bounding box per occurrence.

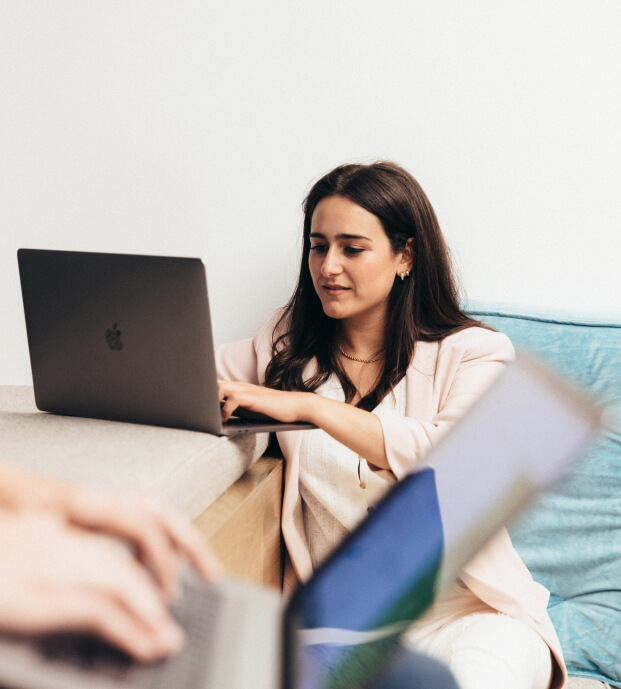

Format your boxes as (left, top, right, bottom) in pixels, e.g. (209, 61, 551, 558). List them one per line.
(193, 456, 283, 590)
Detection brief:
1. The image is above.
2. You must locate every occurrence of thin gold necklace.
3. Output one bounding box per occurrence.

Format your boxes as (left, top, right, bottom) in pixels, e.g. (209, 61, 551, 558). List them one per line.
(337, 343, 384, 364)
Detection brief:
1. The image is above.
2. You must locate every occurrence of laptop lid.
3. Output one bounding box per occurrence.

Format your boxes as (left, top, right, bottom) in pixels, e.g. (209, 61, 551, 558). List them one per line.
(282, 352, 601, 689)
(17, 249, 313, 435)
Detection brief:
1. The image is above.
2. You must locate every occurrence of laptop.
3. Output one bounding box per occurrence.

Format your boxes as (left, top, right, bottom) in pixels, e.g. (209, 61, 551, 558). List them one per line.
(17, 249, 315, 436)
(0, 352, 601, 689)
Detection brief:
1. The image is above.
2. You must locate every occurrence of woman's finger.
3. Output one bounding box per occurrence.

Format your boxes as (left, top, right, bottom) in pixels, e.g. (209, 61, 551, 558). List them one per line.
(64, 490, 224, 595)
(0, 515, 186, 661)
(144, 502, 226, 583)
(220, 396, 240, 422)
(81, 590, 185, 661)
(24, 583, 185, 662)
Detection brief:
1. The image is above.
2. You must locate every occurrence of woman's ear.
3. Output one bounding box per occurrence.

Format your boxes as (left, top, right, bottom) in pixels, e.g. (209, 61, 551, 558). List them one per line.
(398, 238, 414, 274)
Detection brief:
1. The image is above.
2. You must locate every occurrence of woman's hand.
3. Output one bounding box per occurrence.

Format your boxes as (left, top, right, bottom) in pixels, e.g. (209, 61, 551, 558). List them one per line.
(60, 491, 225, 599)
(218, 381, 391, 470)
(218, 380, 313, 424)
(0, 462, 224, 602)
(0, 511, 188, 661)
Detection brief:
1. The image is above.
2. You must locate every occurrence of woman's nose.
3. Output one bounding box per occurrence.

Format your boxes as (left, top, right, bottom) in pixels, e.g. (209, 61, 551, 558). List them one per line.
(321, 248, 342, 276)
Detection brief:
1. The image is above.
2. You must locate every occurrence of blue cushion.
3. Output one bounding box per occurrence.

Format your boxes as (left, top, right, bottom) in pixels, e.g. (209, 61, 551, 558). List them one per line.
(466, 301, 621, 687)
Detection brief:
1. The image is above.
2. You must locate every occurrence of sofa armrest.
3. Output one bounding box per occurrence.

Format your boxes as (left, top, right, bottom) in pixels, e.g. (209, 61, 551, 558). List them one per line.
(0, 385, 269, 519)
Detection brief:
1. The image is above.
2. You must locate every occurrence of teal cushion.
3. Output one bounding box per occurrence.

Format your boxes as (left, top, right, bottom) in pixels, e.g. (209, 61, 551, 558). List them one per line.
(466, 302, 621, 687)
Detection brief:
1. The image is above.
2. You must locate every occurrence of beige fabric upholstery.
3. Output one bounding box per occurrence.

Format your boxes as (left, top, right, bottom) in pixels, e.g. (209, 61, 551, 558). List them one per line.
(0, 386, 268, 519)
(566, 679, 610, 688)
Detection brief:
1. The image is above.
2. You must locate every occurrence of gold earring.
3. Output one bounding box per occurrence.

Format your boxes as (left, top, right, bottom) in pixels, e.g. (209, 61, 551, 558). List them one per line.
(399, 270, 410, 281)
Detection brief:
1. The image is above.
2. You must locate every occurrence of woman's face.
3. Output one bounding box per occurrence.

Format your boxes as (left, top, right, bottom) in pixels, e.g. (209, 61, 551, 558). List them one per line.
(308, 196, 411, 328)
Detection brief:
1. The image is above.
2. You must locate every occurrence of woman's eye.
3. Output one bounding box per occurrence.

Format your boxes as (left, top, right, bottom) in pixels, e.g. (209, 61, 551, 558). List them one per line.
(310, 245, 327, 253)
(344, 247, 364, 255)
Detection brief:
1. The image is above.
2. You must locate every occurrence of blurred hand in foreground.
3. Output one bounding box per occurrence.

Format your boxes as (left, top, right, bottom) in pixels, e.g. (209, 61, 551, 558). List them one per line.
(0, 461, 224, 660)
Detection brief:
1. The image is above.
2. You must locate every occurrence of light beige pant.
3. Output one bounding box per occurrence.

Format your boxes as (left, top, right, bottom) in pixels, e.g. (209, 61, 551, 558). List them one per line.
(404, 611, 552, 689)
(402, 583, 553, 689)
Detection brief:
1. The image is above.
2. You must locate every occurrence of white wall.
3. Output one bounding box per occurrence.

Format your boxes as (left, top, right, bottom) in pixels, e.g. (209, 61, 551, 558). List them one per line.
(1, 1, 619, 385)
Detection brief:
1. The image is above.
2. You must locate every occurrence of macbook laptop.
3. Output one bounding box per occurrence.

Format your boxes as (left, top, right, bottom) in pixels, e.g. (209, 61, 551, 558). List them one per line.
(17, 249, 314, 436)
(0, 352, 601, 689)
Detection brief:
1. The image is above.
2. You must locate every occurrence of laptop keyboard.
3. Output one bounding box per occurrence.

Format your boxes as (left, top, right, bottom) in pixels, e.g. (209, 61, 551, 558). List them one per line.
(35, 580, 222, 689)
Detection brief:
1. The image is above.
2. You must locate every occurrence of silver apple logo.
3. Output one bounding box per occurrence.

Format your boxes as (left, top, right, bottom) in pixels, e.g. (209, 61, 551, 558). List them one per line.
(105, 323, 123, 351)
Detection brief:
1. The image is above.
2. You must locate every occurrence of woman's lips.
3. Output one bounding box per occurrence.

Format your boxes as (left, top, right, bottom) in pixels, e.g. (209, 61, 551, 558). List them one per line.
(322, 284, 350, 296)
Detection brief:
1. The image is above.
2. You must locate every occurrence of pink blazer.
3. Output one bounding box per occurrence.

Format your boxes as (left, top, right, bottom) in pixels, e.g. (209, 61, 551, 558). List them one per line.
(216, 315, 567, 688)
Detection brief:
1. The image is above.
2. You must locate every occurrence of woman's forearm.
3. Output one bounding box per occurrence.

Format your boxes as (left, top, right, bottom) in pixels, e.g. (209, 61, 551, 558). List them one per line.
(217, 381, 391, 470)
(304, 394, 390, 470)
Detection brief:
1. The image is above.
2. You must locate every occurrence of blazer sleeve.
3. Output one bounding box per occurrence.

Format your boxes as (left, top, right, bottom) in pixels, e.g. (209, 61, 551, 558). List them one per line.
(215, 313, 281, 384)
(216, 337, 261, 384)
(378, 328, 515, 479)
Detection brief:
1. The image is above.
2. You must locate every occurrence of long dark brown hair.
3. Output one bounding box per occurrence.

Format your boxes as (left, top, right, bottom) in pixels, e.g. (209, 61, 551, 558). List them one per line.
(265, 161, 488, 411)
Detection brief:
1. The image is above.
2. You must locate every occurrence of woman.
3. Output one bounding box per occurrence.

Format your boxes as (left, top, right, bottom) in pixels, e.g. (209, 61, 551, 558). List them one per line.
(217, 162, 565, 689)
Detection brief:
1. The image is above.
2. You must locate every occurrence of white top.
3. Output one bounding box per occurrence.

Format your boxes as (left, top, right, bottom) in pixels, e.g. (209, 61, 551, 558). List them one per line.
(299, 375, 407, 570)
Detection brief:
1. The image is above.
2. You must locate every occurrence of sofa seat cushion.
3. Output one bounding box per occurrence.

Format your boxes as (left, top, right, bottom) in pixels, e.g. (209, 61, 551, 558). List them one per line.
(467, 302, 621, 688)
